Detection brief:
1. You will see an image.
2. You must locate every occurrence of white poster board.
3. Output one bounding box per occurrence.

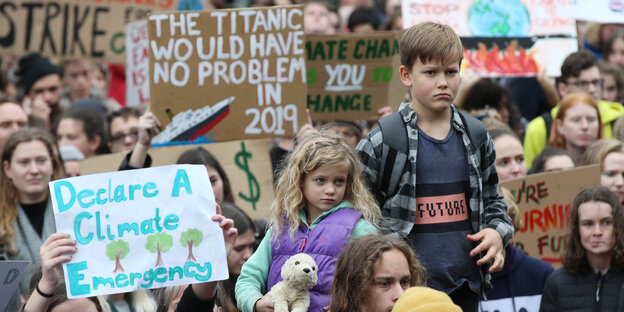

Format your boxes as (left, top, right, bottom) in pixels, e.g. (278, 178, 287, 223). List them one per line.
(50, 165, 228, 298)
(575, 0, 624, 23)
(126, 20, 150, 108)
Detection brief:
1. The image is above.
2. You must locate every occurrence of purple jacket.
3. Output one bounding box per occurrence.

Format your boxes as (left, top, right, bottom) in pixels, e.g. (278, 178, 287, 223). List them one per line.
(267, 208, 362, 311)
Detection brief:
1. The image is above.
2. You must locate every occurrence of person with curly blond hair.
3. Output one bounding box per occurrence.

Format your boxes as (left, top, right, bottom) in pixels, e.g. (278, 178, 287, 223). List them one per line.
(236, 130, 380, 312)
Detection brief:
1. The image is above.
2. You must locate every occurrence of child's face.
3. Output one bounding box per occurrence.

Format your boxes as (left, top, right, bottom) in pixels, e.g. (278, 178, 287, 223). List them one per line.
(301, 161, 349, 222)
(365, 248, 411, 312)
(399, 58, 460, 114)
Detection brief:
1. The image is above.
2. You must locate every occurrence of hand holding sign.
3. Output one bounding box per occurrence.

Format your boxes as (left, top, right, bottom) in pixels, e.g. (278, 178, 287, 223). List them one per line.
(190, 206, 237, 301)
(24, 233, 77, 311)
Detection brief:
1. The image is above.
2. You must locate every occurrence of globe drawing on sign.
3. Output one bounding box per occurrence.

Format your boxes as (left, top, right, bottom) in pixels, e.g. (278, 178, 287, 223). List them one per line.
(468, 0, 530, 37)
(178, 0, 203, 11)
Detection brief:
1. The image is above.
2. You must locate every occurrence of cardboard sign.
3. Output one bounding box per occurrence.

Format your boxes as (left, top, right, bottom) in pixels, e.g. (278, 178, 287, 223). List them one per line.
(78, 139, 273, 221)
(0, 0, 183, 62)
(126, 20, 150, 107)
(0, 261, 28, 312)
(401, 0, 578, 76)
(305, 32, 406, 121)
(50, 165, 229, 298)
(148, 6, 307, 144)
(500, 165, 600, 267)
(575, 0, 624, 23)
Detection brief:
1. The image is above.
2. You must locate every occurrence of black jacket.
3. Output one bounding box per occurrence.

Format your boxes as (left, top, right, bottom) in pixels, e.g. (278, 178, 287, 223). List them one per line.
(540, 265, 624, 311)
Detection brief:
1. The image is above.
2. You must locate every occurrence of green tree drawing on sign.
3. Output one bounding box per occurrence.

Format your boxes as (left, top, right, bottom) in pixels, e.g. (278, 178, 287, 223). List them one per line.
(106, 240, 129, 274)
(180, 228, 204, 262)
(145, 232, 173, 267)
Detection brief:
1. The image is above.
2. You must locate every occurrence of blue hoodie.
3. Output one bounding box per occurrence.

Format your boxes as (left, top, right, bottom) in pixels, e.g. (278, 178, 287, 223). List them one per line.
(479, 245, 554, 312)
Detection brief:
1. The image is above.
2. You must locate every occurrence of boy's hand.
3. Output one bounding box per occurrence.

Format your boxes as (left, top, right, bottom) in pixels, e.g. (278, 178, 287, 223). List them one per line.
(467, 228, 504, 272)
(137, 111, 161, 146)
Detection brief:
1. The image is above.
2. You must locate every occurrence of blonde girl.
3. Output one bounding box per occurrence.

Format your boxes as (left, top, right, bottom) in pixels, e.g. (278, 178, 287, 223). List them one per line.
(235, 130, 380, 312)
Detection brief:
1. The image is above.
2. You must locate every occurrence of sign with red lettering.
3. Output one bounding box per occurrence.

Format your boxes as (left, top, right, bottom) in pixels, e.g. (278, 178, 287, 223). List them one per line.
(401, 0, 577, 77)
(0, 0, 204, 62)
(500, 165, 600, 268)
(126, 20, 150, 107)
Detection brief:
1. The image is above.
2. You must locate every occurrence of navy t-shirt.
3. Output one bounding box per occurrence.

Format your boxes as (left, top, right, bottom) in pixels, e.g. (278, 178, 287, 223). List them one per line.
(407, 121, 481, 295)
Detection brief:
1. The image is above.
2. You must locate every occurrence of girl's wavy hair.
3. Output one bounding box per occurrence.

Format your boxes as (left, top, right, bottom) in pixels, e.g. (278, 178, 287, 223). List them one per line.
(564, 186, 624, 273)
(549, 92, 603, 150)
(0, 128, 63, 257)
(270, 130, 380, 240)
(329, 235, 426, 312)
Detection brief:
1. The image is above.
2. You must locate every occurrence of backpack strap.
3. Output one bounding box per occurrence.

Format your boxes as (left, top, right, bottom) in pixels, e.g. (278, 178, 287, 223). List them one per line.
(376, 110, 488, 202)
(458, 110, 487, 153)
(377, 112, 408, 202)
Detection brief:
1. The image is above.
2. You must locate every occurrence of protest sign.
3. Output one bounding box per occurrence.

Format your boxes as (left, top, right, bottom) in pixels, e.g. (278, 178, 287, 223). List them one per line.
(0, 0, 182, 62)
(500, 165, 600, 267)
(305, 32, 405, 121)
(0, 261, 28, 312)
(78, 139, 273, 221)
(50, 165, 229, 298)
(575, 0, 624, 23)
(148, 6, 307, 144)
(126, 20, 150, 107)
(401, 0, 578, 76)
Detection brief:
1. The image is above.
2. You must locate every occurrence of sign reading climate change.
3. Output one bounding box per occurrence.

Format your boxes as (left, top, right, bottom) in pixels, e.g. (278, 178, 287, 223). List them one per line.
(306, 32, 406, 121)
(50, 165, 228, 298)
(148, 6, 307, 144)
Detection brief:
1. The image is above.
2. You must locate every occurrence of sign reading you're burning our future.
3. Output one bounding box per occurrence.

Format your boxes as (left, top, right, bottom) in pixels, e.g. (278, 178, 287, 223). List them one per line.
(148, 6, 307, 144)
(50, 165, 228, 298)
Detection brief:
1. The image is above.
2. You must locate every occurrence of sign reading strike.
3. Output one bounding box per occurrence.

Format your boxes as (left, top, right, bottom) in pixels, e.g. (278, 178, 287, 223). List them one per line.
(500, 165, 600, 267)
(306, 32, 406, 121)
(126, 20, 150, 108)
(148, 6, 307, 144)
(50, 165, 228, 298)
(401, 0, 577, 76)
(0, 0, 177, 63)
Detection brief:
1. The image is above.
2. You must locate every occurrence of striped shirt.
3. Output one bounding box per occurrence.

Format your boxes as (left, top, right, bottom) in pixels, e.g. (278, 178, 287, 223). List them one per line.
(356, 102, 513, 250)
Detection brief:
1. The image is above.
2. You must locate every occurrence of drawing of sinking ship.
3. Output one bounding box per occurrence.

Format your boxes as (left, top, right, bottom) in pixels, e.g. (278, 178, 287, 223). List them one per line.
(152, 96, 234, 144)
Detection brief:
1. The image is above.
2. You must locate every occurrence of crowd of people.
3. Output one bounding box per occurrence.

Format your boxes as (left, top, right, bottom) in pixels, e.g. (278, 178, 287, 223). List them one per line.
(0, 1, 624, 311)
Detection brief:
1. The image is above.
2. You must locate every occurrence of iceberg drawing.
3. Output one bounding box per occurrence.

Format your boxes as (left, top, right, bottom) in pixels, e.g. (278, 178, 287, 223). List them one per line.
(152, 96, 234, 144)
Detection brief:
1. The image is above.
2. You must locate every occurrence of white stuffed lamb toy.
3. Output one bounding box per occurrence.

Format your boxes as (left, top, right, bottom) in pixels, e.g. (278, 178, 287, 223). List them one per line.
(267, 253, 318, 312)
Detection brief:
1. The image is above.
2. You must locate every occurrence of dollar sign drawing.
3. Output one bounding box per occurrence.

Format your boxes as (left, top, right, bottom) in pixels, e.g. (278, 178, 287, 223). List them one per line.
(235, 142, 260, 210)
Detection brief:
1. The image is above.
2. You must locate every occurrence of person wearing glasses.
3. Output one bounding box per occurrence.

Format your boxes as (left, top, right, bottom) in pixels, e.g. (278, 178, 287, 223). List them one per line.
(107, 108, 141, 154)
(523, 50, 624, 170)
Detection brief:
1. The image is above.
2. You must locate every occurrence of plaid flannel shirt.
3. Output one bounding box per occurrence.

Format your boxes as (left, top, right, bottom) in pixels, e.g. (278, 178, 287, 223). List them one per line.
(356, 103, 514, 246)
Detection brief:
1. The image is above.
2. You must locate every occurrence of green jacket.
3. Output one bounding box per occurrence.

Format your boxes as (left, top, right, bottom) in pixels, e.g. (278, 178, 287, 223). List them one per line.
(234, 201, 377, 312)
(523, 100, 624, 169)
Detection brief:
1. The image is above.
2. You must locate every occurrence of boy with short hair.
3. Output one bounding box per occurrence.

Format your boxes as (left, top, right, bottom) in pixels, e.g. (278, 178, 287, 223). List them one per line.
(356, 22, 513, 311)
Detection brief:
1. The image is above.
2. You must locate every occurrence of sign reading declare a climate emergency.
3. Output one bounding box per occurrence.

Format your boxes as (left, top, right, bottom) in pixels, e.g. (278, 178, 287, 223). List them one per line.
(148, 6, 307, 144)
(50, 165, 228, 298)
